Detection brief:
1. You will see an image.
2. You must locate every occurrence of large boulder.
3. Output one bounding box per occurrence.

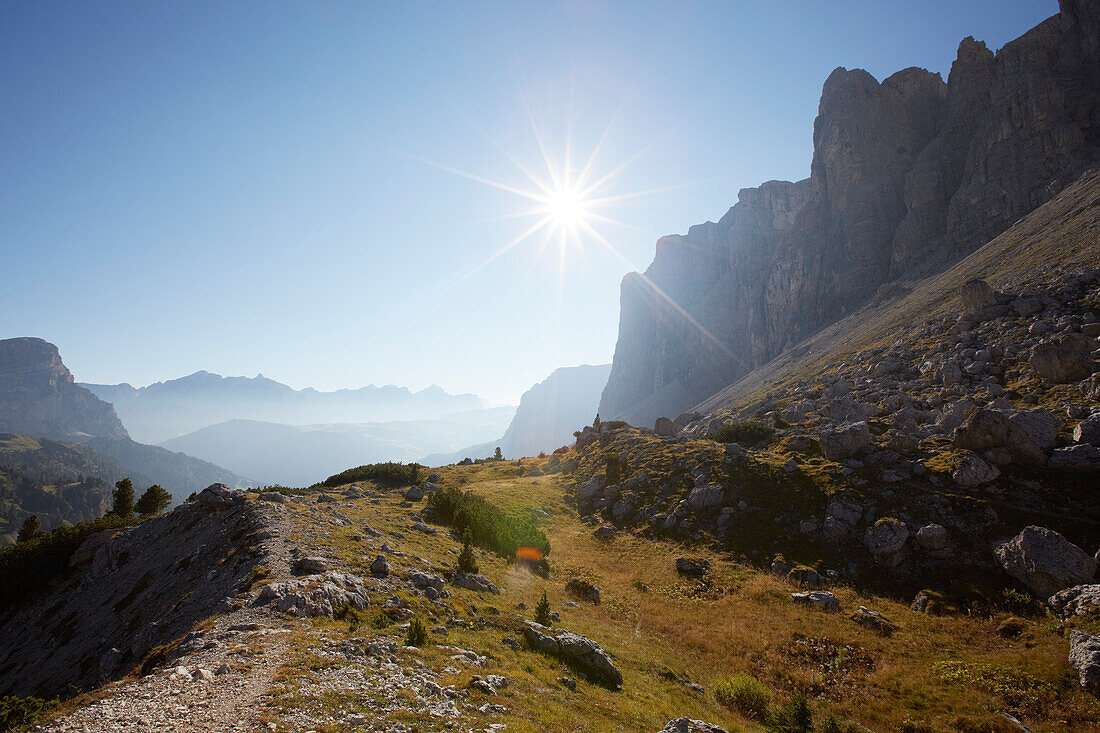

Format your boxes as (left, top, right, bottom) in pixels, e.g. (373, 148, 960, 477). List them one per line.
(291, 556, 329, 575)
(1030, 334, 1096, 383)
(864, 518, 909, 556)
(915, 523, 948, 551)
(791, 591, 840, 611)
(410, 571, 445, 592)
(960, 279, 997, 313)
(819, 421, 871, 460)
(1049, 584, 1100, 619)
(565, 579, 601, 605)
(954, 408, 1057, 465)
(451, 572, 500, 595)
(659, 720, 729, 733)
(654, 417, 676, 437)
(197, 483, 238, 509)
(688, 484, 723, 511)
(951, 452, 1000, 487)
(1069, 631, 1100, 696)
(994, 526, 1097, 598)
(1075, 416, 1100, 445)
(258, 572, 371, 617)
(1050, 444, 1100, 471)
(523, 623, 622, 688)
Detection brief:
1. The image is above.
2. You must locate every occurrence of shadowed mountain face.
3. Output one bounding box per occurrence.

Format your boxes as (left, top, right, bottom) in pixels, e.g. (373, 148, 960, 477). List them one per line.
(600, 1, 1100, 427)
(0, 337, 129, 441)
(83, 371, 490, 444)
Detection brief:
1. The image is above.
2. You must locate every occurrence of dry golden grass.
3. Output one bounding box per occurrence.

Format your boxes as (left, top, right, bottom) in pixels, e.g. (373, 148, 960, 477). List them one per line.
(268, 463, 1100, 732)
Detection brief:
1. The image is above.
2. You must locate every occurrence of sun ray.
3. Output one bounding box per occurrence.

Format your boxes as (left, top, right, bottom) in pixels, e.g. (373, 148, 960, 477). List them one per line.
(576, 219, 737, 360)
(578, 135, 663, 198)
(410, 215, 554, 315)
(401, 152, 548, 204)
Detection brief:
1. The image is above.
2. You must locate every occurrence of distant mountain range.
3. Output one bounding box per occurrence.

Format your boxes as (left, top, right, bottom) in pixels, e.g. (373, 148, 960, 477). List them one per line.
(424, 364, 610, 464)
(82, 371, 489, 444)
(0, 338, 250, 508)
(161, 408, 516, 487)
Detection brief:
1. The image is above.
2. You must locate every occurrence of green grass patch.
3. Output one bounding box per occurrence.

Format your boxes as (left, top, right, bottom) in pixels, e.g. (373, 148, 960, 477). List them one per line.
(426, 485, 550, 558)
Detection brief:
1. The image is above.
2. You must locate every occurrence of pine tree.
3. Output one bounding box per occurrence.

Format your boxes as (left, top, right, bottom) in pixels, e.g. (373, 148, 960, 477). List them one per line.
(405, 616, 429, 647)
(135, 484, 172, 517)
(112, 478, 135, 518)
(534, 590, 552, 626)
(17, 515, 42, 543)
(494, 446, 503, 460)
(457, 527, 479, 574)
(593, 413, 601, 429)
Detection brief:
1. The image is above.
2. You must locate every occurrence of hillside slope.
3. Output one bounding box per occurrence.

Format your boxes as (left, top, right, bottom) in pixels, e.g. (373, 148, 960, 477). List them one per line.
(0, 434, 116, 544)
(600, 1, 1100, 426)
(15, 469, 1099, 732)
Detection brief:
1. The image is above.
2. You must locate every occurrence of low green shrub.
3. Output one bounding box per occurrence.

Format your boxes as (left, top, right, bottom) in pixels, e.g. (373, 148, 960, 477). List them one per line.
(426, 486, 550, 558)
(405, 616, 429, 647)
(767, 694, 813, 733)
(713, 673, 771, 719)
(0, 695, 57, 732)
(706, 420, 775, 445)
(322, 462, 420, 488)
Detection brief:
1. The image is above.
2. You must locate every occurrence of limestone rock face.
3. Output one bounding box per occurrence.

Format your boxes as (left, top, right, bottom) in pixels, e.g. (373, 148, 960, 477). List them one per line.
(600, 4, 1100, 426)
(995, 525, 1097, 598)
(0, 337, 129, 441)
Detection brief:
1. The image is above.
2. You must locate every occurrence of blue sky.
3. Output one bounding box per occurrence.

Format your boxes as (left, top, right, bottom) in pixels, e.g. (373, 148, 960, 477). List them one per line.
(1, 0, 1056, 404)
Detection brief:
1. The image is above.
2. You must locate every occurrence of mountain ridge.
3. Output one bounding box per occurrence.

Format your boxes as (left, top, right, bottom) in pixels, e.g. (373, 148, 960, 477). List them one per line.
(82, 371, 491, 444)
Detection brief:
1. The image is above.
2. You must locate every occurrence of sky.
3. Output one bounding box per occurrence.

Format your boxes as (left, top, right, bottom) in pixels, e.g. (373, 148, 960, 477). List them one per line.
(1, 0, 1057, 404)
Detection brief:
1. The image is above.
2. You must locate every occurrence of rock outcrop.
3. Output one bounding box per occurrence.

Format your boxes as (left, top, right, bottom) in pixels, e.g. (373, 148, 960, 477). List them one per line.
(0, 338, 129, 441)
(0, 485, 278, 698)
(522, 622, 623, 688)
(600, 3, 1100, 426)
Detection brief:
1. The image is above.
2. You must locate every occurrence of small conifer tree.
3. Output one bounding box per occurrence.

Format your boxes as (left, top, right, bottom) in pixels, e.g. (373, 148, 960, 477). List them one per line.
(457, 527, 479, 574)
(135, 484, 172, 517)
(494, 446, 503, 460)
(535, 590, 552, 626)
(593, 413, 601, 429)
(112, 478, 135, 518)
(405, 616, 429, 647)
(17, 515, 42, 543)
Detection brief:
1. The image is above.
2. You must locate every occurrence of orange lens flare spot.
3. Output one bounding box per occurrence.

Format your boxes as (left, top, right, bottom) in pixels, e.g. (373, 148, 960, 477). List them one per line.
(516, 547, 543, 560)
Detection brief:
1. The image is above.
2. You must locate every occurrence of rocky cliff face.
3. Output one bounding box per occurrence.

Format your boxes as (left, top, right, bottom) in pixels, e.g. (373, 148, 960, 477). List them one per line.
(0, 338, 129, 441)
(601, 2, 1100, 426)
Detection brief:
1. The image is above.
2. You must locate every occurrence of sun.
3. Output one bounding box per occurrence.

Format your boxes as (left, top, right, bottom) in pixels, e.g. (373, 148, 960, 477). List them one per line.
(541, 185, 589, 229)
